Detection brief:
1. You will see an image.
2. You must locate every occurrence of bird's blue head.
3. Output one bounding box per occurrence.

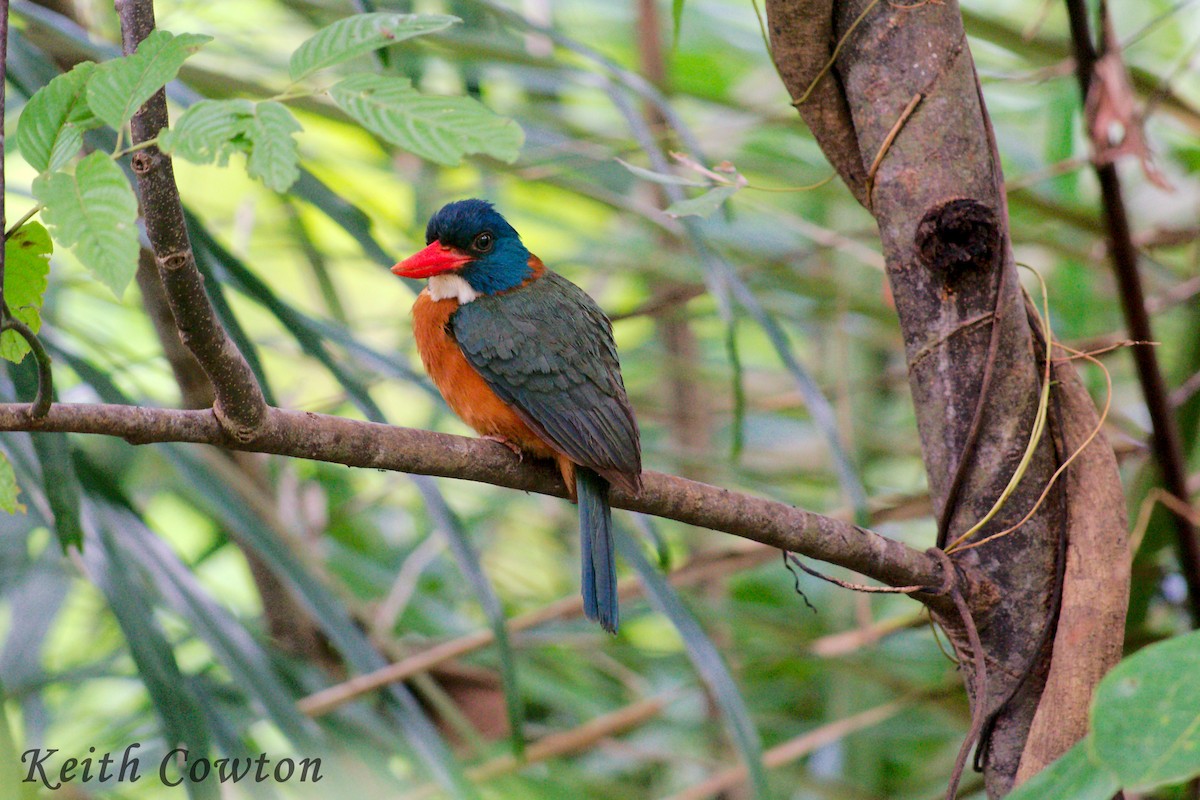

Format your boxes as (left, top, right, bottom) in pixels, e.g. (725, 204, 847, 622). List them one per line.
(392, 199, 533, 295)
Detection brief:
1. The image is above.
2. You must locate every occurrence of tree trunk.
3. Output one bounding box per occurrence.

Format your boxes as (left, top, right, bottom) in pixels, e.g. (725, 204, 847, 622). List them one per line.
(764, 1, 1130, 794)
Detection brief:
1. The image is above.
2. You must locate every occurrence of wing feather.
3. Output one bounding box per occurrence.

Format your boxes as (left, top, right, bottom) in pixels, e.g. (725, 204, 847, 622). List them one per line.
(451, 271, 641, 489)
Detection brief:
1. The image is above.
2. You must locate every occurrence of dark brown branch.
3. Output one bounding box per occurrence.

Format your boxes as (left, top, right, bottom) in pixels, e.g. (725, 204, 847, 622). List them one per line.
(0, 401, 952, 596)
(114, 0, 267, 441)
(1064, 0, 1200, 624)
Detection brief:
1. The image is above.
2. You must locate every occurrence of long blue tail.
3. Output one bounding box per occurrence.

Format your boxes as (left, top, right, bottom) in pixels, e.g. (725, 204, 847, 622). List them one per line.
(577, 468, 618, 633)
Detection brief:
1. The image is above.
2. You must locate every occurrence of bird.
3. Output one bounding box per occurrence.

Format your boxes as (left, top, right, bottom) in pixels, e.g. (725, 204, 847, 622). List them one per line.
(393, 199, 642, 633)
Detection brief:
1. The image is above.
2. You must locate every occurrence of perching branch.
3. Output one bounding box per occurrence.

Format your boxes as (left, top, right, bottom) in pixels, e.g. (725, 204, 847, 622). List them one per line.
(114, 0, 267, 441)
(0, 401, 953, 595)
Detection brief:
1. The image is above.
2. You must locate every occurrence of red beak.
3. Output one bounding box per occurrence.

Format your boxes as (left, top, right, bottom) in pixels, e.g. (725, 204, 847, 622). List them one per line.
(392, 240, 474, 279)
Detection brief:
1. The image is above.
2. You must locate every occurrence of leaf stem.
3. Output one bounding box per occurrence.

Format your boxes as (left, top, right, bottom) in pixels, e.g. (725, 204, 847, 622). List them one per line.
(270, 85, 319, 104)
(5, 204, 43, 240)
(111, 136, 159, 160)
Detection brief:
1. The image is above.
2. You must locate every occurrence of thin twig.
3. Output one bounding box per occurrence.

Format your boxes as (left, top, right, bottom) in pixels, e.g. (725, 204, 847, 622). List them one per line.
(406, 696, 669, 799)
(1130, 488, 1200, 556)
(786, 553, 926, 594)
(4, 204, 43, 240)
(666, 696, 921, 800)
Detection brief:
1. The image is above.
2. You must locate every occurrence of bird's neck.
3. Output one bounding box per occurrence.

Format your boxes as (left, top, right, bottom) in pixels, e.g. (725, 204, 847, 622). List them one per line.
(431, 256, 547, 305)
(428, 274, 481, 304)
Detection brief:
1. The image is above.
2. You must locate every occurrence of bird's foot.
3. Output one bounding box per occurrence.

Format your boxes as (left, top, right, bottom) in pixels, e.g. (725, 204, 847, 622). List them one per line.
(483, 435, 524, 461)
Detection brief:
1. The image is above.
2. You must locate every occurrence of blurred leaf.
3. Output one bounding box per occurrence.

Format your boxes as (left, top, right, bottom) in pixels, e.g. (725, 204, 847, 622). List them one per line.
(672, 0, 685, 44)
(0, 679, 38, 800)
(1, 223, 52, 363)
(95, 502, 321, 748)
(85, 520, 218, 800)
(11, 355, 82, 550)
(32, 152, 139, 296)
(289, 12, 459, 80)
(164, 446, 476, 798)
(0, 452, 22, 514)
(15, 61, 100, 173)
(290, 170, 393, 266)
(616, 158, 707, 187)
(1005, 739, 1119, 800)
(665, 185, 738, 218)
(617, 520, 770, 799)
(187, 219, 381, 414)
(411, 477, 525, 757)
(1092, 629, 1200, 790)
(85, 30, 211, 130)
(329, 74, 523, 165)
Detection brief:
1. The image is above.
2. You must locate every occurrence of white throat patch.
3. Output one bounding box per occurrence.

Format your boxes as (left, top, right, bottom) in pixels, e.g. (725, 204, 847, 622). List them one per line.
(427, 274, 480, 304)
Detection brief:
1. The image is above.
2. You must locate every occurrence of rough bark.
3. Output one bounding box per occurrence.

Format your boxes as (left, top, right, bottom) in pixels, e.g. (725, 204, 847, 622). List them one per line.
(115, 0, 267, 441)
(0, 401, 957, 598)
(765, 0, 1129, 794)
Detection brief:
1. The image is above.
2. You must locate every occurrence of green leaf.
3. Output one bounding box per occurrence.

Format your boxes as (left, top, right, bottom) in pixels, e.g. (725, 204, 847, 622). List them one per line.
(244, 101, 302, 192)
(329, 74, 523, 166)
(160, 99, 301, 192)
(33, 152, 140, 297)
(85, 30, 211, 130)
(1, 222, 52, 363)
(1005, 738, 1120, 800)
(1092, 629, 1200, 790)
(665, 185, 738, 218)
(16, 61, 101, 173)
(0, 451, 23, 514)
(672, 0, 686, 44)
(158, 98, 254, 166)
(289, 12, 458, 81)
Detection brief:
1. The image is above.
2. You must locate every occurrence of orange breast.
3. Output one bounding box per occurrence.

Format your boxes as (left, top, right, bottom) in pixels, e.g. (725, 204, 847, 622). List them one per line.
(412, 290, 558, 461)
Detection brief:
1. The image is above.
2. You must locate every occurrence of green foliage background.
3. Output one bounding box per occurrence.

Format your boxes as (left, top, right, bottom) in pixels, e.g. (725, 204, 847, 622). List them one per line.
(0, 0, 1198, 798)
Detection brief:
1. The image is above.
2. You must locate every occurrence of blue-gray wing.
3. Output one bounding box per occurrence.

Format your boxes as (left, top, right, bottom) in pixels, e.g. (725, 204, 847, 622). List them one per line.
(450, 271, 641, 491)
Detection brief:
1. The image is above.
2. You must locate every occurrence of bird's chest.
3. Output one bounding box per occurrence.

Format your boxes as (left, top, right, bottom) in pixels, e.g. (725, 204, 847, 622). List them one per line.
(411, 290, 554, 457)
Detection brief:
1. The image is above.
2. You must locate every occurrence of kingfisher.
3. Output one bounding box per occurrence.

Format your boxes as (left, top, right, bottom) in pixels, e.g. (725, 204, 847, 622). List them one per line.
(393, 199, 642, 633)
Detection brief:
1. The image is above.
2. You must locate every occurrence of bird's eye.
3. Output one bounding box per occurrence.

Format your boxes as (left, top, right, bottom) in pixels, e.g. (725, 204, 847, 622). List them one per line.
(472, 232, 494, 253)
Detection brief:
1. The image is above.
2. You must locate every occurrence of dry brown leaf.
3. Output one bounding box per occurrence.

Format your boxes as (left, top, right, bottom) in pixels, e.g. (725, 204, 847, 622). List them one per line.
(1084, 15, 1173, 190)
